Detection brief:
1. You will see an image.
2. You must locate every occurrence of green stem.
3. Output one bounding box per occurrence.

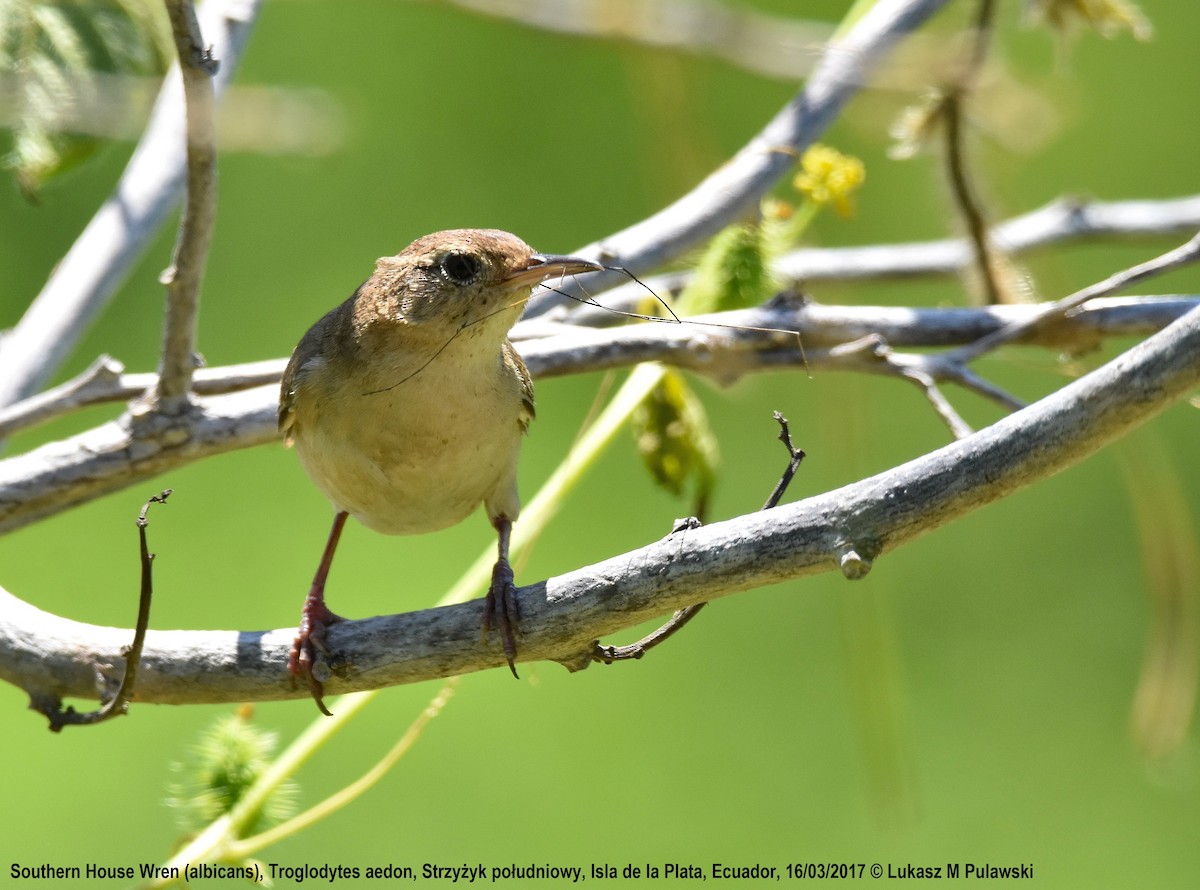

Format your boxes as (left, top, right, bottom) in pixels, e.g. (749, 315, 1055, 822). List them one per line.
(785, 199, 823, 247)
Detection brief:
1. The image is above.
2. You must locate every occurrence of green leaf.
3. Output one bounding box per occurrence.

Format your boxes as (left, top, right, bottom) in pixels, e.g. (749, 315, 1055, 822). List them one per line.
(632, 369, 719, 521)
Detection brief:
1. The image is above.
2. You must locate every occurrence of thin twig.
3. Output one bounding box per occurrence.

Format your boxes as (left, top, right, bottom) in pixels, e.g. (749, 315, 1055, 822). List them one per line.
(155, 0, 220, 414)
(823, 336, 979, 438)
(763, 411, 807, 510)
(37, 490, 172, 731)
(941, 0, 1005, 304)
(943, 92, 1005, 304)
(595, 411, 804, 663)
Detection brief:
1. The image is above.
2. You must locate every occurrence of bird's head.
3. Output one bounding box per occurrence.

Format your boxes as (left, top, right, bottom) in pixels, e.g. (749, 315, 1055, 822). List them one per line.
(358, 229, 602, 334)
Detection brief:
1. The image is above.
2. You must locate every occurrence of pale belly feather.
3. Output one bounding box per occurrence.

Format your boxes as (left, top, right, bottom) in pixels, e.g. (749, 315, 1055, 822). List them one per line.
(291, 350, 525, 535)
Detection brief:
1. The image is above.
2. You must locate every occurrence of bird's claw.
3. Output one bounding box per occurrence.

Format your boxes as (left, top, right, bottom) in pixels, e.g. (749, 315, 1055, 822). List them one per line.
(482, 558, 520, 677)
(289, 602, 343, 717)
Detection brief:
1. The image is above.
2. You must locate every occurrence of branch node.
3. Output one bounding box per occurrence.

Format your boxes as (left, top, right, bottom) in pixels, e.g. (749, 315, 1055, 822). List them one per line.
(838, 546, 875, 580)
(554, 646, 598, 673)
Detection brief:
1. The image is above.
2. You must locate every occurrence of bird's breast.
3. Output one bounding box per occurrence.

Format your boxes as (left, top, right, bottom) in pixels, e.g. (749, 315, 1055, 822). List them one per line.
(289, 345, 528, 535)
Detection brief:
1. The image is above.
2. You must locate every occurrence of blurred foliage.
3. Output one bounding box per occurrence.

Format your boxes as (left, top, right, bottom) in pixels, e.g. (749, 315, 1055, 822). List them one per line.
(1027, 0, 1152, 43)
(0, 0, 170, 199)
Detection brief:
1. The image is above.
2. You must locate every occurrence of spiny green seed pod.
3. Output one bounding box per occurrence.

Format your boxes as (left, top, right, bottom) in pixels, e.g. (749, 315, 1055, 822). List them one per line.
(678, 221, 775, 316)
(166, 709, 297, 837)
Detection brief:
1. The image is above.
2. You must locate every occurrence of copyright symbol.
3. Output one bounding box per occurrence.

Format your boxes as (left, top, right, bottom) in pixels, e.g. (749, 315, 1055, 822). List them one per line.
(871, 863, 883, 879)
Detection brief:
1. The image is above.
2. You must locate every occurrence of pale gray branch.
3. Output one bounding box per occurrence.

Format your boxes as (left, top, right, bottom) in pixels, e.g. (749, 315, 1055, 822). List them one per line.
(947, 231, 1200, 364)
(4, 302, 1198, 708)
(515, 295, 1200, 379)
(0, 0, 260, 410)
(0, 295, 1192, 442)
(523, 0, 953, 317)
(787, 193, 1200, 282)
(0, 359, 284, 439)
(154, 0, 220, 413)
(0, 387, 277, 535)
(566, 194, 1200, 326)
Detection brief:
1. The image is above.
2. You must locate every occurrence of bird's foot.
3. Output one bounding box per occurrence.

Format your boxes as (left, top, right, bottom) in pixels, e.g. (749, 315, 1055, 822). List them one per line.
(289, 598, 344, 717)
(482, 557, 520, 678)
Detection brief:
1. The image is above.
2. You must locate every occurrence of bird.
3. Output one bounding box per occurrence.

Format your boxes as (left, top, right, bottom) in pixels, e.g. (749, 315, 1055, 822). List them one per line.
(279, 228, 603, 714)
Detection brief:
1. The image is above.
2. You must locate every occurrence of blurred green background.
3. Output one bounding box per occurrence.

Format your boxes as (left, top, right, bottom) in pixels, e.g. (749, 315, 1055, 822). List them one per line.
(1, 0, 1198, 886)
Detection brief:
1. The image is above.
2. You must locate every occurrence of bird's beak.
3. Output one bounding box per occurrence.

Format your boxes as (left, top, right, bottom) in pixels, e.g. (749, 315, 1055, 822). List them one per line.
(504, 253, 604, 288)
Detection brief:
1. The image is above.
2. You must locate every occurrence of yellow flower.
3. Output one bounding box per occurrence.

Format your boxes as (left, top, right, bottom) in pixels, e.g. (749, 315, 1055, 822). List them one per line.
(793, 144, 866, 217)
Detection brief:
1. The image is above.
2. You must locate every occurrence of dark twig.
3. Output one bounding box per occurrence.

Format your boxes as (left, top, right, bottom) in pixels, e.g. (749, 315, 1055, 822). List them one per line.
(593, 412, 805, 663)
(154, 1, 220, 414)
(941, 0, 1005, 305)
(762, 411, 806, 510)
(39, 490, 172, 731)
(942, 91, 1004, 304)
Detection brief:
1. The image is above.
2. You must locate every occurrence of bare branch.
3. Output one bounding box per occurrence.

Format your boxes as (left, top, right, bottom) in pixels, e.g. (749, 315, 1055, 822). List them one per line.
(0, 359, 284, 439)
(0, 387, 277, 535)
(524, 0, 954, 317)
(562, 194, 1200, 326)
(4, 302, 1198, 707)
(0, 0, 261, 410)
(0, 294, 1191, 442)
(947, 231, 1200, 364)
(153, 0, 221, 413)
(784, 195, 1200, 283)
(516, 295, 1200, 379)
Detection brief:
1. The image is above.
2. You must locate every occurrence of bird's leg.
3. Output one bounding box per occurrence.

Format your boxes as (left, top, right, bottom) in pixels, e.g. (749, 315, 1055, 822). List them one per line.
(482, 516, 520, 678)
(289, 510, 349, 716)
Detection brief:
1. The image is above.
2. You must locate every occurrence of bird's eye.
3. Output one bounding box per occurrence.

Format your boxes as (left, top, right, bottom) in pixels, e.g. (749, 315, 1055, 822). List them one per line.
(440, 252, 483, 285)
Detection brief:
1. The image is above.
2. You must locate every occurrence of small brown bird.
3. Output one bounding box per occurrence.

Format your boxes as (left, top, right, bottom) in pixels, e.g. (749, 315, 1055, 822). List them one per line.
(279, 229, 602, 714)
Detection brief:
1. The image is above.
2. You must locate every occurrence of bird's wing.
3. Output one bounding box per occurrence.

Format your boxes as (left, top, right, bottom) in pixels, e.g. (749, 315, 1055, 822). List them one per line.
(503, 339, 535, 432)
